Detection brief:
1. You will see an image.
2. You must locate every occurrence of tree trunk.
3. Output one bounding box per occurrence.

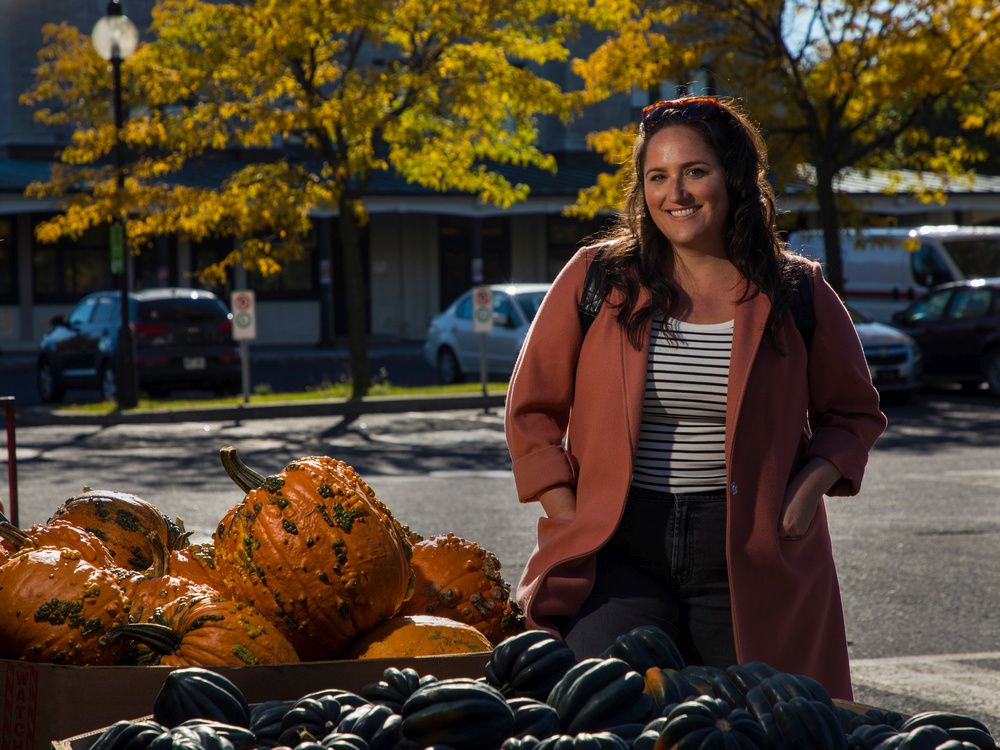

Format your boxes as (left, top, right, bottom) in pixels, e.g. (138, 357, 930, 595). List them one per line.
(337, 194, 371, 399)
(814, 158, 845, 297)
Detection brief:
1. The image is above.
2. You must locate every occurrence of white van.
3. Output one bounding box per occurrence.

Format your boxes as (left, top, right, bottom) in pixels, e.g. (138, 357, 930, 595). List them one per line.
(787, 225, 1000, 322)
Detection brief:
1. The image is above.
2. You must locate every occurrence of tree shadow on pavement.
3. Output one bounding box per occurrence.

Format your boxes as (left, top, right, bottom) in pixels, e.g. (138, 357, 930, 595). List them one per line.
(875, 390, 999, 452)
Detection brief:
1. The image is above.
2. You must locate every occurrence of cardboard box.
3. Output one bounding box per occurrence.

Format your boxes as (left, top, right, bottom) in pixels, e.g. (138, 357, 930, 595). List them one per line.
(0, 651, 491, 750)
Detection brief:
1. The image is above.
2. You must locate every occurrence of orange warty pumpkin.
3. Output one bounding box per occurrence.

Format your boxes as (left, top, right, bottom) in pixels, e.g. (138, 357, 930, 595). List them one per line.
(0, 519, 114, 567)
(167, 542, 229, 594)
(340, 614, 493, 659)
(213, 448, 414, 660)
(0, 547, 130, 664)
(48, 489, 186, 571)
(110, 591, 300, 666)
(106, 530, 217, 623)
(398, 533, 523, 644)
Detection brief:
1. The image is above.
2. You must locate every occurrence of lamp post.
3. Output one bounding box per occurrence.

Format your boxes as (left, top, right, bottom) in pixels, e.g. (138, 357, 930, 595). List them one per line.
(92, 0, 140, 409)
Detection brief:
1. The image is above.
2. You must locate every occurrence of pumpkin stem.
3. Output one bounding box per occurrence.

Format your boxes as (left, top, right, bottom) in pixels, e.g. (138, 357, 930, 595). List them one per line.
(107, 622, 183, 661)
(147, 531, 167, 577)
(0, 521, 31, 550)
(219, 446, 266, 493)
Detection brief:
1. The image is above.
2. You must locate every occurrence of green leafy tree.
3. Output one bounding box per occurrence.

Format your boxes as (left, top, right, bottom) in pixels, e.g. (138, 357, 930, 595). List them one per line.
(22, 0, 578, 397)
(569, 0, 1000, 294)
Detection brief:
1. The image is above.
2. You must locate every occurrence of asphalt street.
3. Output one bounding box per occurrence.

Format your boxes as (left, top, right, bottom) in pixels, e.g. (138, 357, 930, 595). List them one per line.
(4, 390, 1000, 730)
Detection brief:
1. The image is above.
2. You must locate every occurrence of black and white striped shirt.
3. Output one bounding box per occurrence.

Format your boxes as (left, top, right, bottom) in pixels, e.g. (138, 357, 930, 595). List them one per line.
(631, 317, 733, 494)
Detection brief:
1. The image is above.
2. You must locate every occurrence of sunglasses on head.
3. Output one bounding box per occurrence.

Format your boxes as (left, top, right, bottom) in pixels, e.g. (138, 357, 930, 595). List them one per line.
(640, 97, 723, 129)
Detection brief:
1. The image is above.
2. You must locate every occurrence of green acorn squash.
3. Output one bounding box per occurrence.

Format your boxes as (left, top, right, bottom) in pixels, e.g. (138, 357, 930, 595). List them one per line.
(152, 667, 251, 729)
(400, 677, 514, 750)
(486, 629, 577, 700)
(546, 657, 654, 733)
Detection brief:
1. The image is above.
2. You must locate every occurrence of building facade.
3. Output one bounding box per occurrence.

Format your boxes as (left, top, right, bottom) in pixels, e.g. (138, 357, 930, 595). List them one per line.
(2, 2, 998, 353)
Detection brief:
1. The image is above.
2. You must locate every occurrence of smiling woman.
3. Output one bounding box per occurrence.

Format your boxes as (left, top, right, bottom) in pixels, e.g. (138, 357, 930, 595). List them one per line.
(504, 95, 887, 700)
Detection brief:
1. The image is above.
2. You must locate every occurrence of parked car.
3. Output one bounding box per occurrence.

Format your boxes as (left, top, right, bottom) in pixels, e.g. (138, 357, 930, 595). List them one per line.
(423, 283, 550, 383)
(789, 225, 1000, 322)
(37, 288, 241, 402)
(847, 304, 923, 404)
(890, 278, 1000, 393)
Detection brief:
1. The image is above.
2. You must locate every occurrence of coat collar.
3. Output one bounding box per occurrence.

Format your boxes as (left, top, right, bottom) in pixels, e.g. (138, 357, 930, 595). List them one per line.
(620, 284, 772, 457)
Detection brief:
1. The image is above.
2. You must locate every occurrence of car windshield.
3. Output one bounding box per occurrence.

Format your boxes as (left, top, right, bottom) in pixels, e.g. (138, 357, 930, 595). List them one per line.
(138, 297, 228, 324)
(941, 238, 1000, 278)
(514, 291, 548, 323)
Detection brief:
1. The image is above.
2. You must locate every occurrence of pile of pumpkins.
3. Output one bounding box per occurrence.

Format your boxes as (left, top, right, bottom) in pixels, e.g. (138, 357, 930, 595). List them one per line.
(88, 625, 998, 749)
(0, 447, 522, 666)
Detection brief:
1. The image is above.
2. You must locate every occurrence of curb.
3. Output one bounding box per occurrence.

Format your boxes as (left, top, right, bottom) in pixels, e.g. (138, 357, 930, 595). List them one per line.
(17, 393, 507, 427)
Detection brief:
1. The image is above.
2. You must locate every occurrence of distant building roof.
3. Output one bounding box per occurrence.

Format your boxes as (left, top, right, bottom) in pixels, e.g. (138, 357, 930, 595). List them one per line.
(792, 165, 1000, 195)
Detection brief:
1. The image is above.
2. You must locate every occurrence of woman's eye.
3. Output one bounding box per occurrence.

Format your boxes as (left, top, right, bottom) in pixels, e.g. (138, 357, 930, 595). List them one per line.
(686, 168, 706, 177)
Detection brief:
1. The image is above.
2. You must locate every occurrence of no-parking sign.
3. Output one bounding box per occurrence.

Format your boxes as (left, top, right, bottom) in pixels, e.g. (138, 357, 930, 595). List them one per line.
(472, 286, 493, 334)
(230, 290, 257, 340)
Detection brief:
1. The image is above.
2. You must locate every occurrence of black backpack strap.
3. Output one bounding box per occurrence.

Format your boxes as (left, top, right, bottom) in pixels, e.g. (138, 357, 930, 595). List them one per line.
(790, 263, 816, 354)
(578, 248, 608, 335)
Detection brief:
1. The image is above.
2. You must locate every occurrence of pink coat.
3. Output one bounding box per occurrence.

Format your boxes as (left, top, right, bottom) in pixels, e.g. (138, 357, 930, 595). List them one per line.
(504, 246, 887, 699)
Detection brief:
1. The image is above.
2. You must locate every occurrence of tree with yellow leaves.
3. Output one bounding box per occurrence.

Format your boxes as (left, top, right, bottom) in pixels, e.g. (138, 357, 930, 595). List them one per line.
(22, 0, 578, 397)
(570, 0, 1000, 294)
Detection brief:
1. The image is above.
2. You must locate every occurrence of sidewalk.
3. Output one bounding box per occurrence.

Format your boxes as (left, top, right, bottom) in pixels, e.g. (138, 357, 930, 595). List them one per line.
(17, 391, 507, 426)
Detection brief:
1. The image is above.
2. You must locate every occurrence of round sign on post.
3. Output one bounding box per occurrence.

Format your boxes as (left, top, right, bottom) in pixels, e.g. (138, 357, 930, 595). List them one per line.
(472, 286, 493, 334)
(230, 290, 257, 340)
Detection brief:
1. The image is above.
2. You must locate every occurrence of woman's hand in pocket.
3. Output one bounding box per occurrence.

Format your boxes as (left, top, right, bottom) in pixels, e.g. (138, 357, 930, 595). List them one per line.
(779, 486, 822, 538)
(780, 457, 841, 539)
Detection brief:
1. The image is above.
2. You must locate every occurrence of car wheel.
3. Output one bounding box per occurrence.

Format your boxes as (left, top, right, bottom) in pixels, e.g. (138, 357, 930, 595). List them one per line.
(99, 362, 117, 402)
(437, 347, 464, 384)
(37, 360, 64, 403)
(984, 349, 1000, 395)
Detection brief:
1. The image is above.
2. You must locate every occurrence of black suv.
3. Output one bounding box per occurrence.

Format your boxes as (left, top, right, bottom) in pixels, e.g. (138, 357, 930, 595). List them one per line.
(37, 288, 241, 402)
(890, 278, 1000, 393)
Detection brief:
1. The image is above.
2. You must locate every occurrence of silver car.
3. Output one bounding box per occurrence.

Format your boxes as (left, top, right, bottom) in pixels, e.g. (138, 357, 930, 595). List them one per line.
(423, 283, 550, 383)
(848, 304, 923, 403)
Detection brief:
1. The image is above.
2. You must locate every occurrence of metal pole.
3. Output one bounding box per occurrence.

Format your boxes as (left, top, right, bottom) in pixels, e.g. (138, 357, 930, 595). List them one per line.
(112, 54, 138, 408)
(479, 333, 490, 414)
(1, 396, 17, 526)
(241, 340, 250, 404)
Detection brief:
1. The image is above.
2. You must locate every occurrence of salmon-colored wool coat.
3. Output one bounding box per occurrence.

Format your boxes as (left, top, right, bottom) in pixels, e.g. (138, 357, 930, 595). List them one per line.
(505, 246, 887, 699)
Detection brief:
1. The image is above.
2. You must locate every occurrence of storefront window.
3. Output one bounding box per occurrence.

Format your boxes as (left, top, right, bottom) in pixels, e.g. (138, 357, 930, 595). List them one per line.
(248, 230, 317, 299)
(32, 220, 113, 303)
(188, 236, 234, 295)
(134, 236, 177, 289)
(0, 218, 15, 303)
(546, 216, 609, 279)
(438, 216, 510, 308)
(191, 234, 317, 300)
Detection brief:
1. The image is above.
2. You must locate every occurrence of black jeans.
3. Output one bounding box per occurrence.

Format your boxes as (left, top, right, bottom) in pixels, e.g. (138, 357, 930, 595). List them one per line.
(561, 485, 737, 668)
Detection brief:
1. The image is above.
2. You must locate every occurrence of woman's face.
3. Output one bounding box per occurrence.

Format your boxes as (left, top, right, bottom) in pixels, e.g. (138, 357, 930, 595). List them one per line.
(642, 124, 729, 258)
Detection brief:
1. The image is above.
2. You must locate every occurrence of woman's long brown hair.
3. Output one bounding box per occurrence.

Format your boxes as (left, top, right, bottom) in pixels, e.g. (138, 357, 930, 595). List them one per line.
(594, 97, 802, 351)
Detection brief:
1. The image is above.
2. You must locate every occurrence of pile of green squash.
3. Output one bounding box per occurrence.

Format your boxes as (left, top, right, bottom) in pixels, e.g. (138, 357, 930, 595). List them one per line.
(88, 625, 997, 750)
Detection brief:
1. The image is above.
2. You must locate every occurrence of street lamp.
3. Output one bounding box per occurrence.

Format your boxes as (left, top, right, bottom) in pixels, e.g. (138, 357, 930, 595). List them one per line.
(92, 0, 140, 409)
